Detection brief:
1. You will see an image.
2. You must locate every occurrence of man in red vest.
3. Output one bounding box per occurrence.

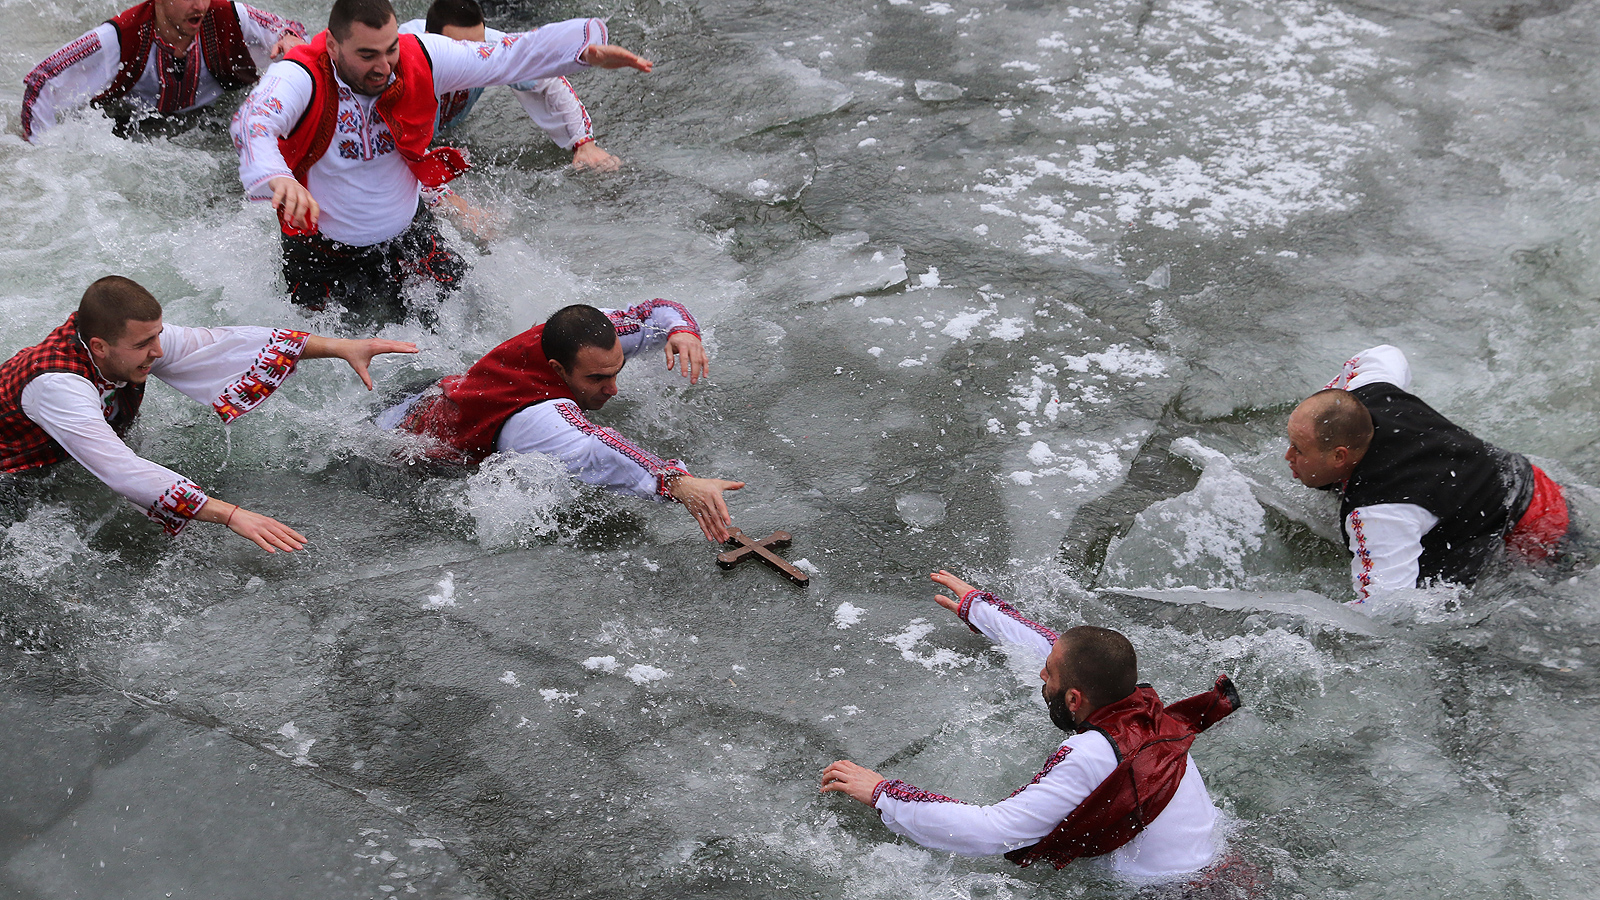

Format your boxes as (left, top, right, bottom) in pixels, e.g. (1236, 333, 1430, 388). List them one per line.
(381, 301, 744, 542)
(231, 0, 652, 325)
(0, 275, 416, 552)
(22, 0, 306, 140)
(822, 570, 1239, 881)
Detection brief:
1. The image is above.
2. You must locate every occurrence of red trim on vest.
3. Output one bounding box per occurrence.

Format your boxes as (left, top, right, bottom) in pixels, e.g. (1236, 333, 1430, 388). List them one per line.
(398, 325, 576, 464)
(0, 313, 145, 473)
(98, 0, 256, 103)
(277, 31, 469, 234)
(1005, 675, 1241, 870)
(1507, 465, 1568, 561)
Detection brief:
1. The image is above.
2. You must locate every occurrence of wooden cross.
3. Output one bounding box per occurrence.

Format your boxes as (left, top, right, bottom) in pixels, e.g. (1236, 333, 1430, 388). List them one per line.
(716, 528, 810, 586)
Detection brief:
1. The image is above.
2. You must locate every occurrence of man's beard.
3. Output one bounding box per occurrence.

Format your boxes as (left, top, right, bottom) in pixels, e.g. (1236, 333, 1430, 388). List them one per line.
(1045, 686, 1078, 732)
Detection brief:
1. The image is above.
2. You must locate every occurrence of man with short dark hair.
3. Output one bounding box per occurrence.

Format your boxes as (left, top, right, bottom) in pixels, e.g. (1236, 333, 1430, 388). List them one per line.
(822, 570, 1237, 880)
(1286, 344, 1569, 602)
(22, 0, 306, 140)
(380, 300, 744, 541)
(0, 275, 417, 552)
(400, 0, 620, 171)
(231, 0, 652, 324)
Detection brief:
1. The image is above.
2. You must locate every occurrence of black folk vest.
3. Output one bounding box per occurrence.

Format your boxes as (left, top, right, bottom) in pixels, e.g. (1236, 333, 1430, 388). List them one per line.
(1339, 383, 1534, 587)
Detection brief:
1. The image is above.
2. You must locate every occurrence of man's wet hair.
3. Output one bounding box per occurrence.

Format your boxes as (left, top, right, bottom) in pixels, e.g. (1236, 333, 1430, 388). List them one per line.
(330, 0, 396, 41)
(543, 305, 618, 371)
(1057, 625, 1138, 710)
(1303, 388, 1374, 454)
(426, 0, 485, 33)
(77, 276, 162, 344)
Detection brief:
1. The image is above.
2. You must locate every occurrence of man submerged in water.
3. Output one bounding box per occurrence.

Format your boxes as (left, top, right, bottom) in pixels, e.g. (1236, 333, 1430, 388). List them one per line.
(1284, 344, 1570, 603)
(22, 0, 306, 140)
(380, 302, 744, 542)
(0, 275, 416, 551)
(822, 570, 1240, 882)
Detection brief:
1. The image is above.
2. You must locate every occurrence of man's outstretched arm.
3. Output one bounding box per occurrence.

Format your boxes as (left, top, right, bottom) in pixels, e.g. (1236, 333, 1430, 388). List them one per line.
(424, 19, 651, 96)
(931, 569, 1058, 658)
(497, 399, 742, 541)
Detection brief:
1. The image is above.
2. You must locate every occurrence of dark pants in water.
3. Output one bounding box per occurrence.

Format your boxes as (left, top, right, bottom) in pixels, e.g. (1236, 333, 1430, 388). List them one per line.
(281, 202, 466, 327)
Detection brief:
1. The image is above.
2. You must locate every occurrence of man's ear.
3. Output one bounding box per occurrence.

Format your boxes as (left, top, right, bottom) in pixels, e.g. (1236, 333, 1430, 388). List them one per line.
(86, 336, 109, 359)
(547, 358, 569, 381)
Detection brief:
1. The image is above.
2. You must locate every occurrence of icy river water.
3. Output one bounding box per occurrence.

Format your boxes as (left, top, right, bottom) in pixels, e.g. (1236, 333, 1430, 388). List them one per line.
(5, 0, 1600, 897)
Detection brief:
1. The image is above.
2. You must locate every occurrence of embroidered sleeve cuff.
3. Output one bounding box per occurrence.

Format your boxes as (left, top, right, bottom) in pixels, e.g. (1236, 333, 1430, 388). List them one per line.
(576, 18, 609, 64)
(957, 589, 992, 633)
(870, 779, 891, 807)
(655, 462, 694, 502)
(212, 329, 310, 423)
(874, 779, 966, 805)
(146, 479, 210, 535)
(571, 135, 596, 150)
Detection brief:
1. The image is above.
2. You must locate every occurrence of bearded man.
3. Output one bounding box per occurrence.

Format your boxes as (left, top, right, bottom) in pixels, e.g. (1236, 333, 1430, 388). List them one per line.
(230, 0, 652, 324)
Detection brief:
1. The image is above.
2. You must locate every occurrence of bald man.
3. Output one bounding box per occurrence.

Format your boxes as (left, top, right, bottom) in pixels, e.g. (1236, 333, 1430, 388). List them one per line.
(1285, 345, 1569, 603)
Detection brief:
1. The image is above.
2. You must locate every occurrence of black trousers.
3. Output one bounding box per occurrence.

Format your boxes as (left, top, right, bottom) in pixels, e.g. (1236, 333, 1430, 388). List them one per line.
(281, 202, 466, 327)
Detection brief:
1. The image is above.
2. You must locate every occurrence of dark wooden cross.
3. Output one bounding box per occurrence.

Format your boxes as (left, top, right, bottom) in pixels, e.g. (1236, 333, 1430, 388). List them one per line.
(717, 528, 810, 586)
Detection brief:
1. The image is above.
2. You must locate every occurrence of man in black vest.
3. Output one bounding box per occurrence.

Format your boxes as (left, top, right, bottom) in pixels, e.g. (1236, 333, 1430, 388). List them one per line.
(1285, 344, 1569, 602)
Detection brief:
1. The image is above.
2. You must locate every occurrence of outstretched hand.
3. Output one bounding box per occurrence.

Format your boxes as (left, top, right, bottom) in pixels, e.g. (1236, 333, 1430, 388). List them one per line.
(821, 760, 884, 806)
(663, 332, 708, 384)
(572, 142, 621, 172)
(207, 503, 307, 553)
(339, 339, 420, 390)
(669, 475, 743, 542)
(580, 44, 653, 72)
(931, 569, 979, 613)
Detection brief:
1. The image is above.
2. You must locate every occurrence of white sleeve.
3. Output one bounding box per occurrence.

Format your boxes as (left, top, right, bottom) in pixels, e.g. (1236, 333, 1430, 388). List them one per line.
(233, 2, 307, 51)
(149, 324, 310, 422)
(231, 61, 313, 199)
(20, 373, 210, 534)
(955, 591, 1058, 660)
(872, 732, 1115, 856)
(1344, 503, 1438, 602)
(422, 18, 606, 95)
(510, 77, 594, 149)
(1325, 345, 1411, 392)
(496, 399, 690, 501)
(21, 24, 121, 141)
(602, 300, 701, 360)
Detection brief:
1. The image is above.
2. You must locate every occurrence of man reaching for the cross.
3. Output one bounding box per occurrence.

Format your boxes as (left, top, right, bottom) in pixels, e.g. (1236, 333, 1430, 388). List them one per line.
(822, 570, 1240, 881)
(379, 301, 743, 541)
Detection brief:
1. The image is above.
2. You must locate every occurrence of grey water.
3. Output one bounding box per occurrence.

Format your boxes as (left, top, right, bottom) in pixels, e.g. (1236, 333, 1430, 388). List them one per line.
(4, 0, 1600, 897)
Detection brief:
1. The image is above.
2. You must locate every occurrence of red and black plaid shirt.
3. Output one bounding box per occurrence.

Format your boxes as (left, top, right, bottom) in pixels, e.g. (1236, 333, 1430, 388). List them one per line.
(0, 312, 145, 473)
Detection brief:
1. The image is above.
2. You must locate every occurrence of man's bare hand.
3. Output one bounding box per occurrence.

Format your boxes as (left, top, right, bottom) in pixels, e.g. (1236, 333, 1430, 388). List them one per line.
(580, 44, 653, 72)
(668, 475, 743, 542)
(340, 339, 420, 390)
(226, 506, 307, 553)
(269, 176, 319, 232)
(664, 332, 708, 384)
(931, 569, 979, 613)
(821, 760, 885, 806)
(270, 32, 307, 60)
(572, 141, 621, 172)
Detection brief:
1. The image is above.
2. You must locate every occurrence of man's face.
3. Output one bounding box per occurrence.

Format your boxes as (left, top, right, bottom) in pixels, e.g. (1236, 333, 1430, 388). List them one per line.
(554, 342, 626, 411)
(1284, 405, 1352, 488)
(154, 0, 211, 41)
(328, 17, 401, 96)
(439, 23, 487, 42)
(1039, 642, 1081, 733)
(91, 318, 164, 384)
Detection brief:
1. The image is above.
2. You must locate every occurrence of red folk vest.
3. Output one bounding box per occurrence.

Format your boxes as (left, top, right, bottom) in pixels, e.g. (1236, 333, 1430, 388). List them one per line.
(97, 0, 257, 102)
(276, 31, 469, 233)
(0, 313, 145, 473)
(1006, 674, 1241, 870)
(399, 325, 575, 464)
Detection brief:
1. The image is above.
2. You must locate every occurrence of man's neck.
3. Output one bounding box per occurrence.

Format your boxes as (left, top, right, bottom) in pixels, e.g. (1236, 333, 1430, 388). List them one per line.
(153, 10, 198, 56)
